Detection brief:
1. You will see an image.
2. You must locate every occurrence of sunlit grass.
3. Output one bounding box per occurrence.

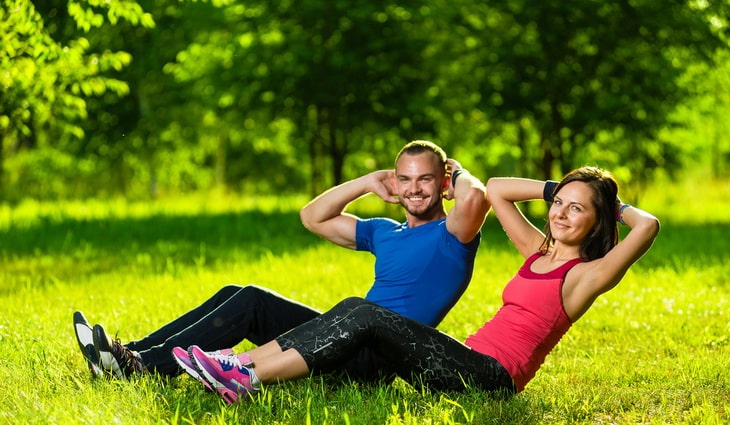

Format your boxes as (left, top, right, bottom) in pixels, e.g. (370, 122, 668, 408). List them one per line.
(640, 174, 730, 223)
(1, 181, 728, 424)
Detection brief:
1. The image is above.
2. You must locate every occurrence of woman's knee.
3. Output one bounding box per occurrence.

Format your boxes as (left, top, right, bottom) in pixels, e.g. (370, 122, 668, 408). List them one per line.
(337, 297, 369, 310)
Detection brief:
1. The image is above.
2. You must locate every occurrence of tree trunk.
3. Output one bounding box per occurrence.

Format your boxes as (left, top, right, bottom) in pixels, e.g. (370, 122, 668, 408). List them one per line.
(215, 134, 227, 190)
(540, 129, 554, 180)
(517, 118, 528, 178)
(0, 139, 4, 195)
(329, 112, 347, 186)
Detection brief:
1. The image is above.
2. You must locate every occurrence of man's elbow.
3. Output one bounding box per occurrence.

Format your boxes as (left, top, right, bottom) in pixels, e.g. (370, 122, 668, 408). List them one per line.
(299, 206, 316, 231)
(461, 188, 489, 219)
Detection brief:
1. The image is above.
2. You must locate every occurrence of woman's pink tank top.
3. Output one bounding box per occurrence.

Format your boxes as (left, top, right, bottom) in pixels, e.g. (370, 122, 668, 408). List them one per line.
(465, 253, 583, 391)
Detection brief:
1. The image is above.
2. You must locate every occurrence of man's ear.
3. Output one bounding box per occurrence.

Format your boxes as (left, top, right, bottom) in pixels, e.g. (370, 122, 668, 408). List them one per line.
(442, 173, 450, 191)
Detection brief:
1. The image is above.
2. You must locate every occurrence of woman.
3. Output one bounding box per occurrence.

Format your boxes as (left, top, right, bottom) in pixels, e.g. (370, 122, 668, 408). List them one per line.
(179, 166, 660, 404)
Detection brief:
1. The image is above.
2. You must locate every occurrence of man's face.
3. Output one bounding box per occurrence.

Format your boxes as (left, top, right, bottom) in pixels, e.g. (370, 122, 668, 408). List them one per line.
(394, 152, 446, 220)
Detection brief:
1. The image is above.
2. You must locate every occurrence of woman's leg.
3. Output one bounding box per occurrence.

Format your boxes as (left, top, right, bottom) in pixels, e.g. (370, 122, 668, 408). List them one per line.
(276, 297, 514, 393)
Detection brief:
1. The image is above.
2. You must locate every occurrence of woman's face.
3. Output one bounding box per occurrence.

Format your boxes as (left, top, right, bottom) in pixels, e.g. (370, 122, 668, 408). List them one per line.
(549, 181, 597, 246)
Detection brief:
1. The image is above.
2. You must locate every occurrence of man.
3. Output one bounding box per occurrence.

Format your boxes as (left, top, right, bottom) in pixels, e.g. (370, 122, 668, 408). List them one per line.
(73, 140, 489, 383)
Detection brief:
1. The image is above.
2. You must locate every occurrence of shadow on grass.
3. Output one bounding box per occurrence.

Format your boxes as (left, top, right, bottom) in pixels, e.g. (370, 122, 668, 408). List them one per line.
(623, 221, 730, 271)
(2, 209, 312, 257)
(0, 210, 318, 294)
(2, 209, 727, 294)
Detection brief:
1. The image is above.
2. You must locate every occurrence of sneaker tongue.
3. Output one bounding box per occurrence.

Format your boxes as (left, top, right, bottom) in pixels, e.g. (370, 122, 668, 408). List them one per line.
(236, 353, 253, 366)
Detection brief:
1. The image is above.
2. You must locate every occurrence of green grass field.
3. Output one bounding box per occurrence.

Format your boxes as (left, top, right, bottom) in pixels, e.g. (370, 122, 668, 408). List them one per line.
(1, 179, 728, 424)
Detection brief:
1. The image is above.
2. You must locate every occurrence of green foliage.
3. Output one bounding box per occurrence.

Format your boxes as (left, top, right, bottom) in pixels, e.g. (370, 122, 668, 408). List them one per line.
(162, 1, 442, 193)
(0, 184, 729, 423)
(68, 0, 154, 30)
(659, 48, 730, 179)
(2, 0, 730, 199)
(1, 0, 82, 142)
(0, 0, 139, 143)
(0, 0, 152, 198)
(434, 0, 730, 181)
(2, 147, 97, 201)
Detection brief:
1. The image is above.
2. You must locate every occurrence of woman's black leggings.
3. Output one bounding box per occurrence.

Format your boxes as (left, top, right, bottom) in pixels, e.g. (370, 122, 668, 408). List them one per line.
(277, 297, 515, 394)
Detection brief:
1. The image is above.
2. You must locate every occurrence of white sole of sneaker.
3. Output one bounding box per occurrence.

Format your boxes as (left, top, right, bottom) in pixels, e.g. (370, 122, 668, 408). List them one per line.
(93, 325, 127, 381)
(188, 347, 243, 404)
(73, 312, 104, 378)
(171, 349, 214, 392)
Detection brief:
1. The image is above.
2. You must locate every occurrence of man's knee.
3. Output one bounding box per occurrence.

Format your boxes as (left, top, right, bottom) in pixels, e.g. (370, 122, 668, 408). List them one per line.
(225, 284, 272, 306)
(208, 284, 268, 310)
(215, 284, 244, 299)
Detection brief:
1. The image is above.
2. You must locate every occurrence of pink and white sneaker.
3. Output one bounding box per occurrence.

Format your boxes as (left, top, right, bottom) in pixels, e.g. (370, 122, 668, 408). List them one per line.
(172, 346, 237, 392)
(188, 345, 259, 404)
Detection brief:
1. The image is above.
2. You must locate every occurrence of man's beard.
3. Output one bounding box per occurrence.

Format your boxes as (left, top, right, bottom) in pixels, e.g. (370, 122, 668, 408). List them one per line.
(399, 193, 443, 219)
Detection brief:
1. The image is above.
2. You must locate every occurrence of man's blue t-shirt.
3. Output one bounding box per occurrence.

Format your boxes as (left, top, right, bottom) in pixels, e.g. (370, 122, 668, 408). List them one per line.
(356, 217, 480, 327)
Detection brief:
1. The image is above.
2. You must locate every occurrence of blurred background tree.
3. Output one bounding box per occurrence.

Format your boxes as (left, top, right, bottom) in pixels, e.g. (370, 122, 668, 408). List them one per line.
(1, 0, 728, 201)
(1, 0, 151, 199)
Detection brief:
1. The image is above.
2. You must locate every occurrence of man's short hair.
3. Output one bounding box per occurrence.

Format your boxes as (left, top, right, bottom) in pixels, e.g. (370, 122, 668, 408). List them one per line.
(396, 140, 447, 168)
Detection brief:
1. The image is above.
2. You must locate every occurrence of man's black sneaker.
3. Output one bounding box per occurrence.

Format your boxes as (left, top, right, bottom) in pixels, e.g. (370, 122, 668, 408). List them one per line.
(92, 324, 147, 379)
(73, 311, 103, 378)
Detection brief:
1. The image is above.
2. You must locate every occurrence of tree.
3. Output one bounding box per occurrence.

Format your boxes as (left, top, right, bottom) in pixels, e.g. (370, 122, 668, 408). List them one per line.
(0, 0, 151, 199)
(168, 1, 443, 194)
(5, 0, 728, 200)
(659, 48, 730, 179)
(445, 0, 729, 183)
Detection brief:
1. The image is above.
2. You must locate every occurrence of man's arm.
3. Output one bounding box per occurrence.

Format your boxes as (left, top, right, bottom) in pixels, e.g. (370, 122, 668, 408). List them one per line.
(444, 160, 490, 244)
(300, 170, 398, 249)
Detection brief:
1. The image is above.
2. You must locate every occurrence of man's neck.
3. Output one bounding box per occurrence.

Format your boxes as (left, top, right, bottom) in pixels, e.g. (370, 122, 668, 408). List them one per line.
(405, 209, 447, 228)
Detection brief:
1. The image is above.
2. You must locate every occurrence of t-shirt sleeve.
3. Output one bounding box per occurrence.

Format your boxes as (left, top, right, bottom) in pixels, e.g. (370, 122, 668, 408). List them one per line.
(356, 217, 400, 252)
(355, 218, 376, 252)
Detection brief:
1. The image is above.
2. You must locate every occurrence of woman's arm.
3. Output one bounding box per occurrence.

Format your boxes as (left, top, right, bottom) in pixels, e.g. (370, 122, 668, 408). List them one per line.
(486, 177, 550, 258)
(565, 204, 660, 321)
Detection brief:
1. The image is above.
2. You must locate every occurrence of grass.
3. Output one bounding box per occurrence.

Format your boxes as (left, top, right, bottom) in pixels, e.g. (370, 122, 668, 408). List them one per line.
(0, 182, 729, 424)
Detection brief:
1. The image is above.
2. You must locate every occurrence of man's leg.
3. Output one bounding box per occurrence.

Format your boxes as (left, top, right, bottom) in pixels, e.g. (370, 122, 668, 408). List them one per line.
(138, 285, 321, 376)
(128, 285, 243, 351)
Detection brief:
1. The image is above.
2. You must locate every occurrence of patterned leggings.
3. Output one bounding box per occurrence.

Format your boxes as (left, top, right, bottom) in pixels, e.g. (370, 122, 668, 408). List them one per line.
(277, 297, 515, 394)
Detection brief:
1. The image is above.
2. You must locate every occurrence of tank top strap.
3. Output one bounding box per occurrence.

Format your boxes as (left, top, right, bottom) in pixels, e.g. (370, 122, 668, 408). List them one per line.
(520, 252, 583, 279)
(559, 257, 584, 275)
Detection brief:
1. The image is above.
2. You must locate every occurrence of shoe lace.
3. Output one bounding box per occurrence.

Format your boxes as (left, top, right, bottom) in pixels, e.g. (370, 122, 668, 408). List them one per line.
(111, 337, 147, 376)
(209, 352, 259, 391)
(211, 352, 241, 367)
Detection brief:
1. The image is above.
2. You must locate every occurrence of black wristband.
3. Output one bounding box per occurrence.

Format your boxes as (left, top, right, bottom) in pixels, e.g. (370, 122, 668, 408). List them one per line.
(543, 180, 559, 202)
(451, 169, 465, 187)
